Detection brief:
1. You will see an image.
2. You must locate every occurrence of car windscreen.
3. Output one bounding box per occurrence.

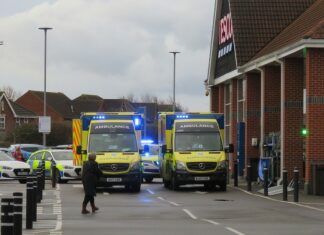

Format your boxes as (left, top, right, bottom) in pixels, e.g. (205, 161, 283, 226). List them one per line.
(0, 151, 15, 161)
(89, 133, 138, 152)
(175, 132, 223, 151)
(52, 151, 73, 161)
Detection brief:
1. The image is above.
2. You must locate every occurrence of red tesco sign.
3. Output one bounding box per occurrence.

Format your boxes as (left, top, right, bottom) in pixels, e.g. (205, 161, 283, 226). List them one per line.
(219, 13, 233, 45)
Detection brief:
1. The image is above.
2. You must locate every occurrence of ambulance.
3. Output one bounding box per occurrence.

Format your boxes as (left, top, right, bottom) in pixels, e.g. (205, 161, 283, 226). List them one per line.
(158, 112, 233, 191)
(73, 112, 144, 192)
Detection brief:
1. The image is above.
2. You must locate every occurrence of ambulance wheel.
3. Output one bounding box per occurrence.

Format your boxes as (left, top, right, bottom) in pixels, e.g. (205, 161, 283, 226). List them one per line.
(144, 177, 153, 183)
(219, 180, 227, 191)
(171, 173, 179, 190)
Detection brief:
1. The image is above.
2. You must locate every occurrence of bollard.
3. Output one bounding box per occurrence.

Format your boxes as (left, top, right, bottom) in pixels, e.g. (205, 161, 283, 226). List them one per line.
(13, 192, 23, 235)
(263, 168, 269, 196)
(234, 160, 238, 187)
(294, 168, 299, 202)
(32, 177, 38, 222)
(41, 160, 46, 190)
(26, 179, 33, 229)
(282, 169, 288, 201)
(36, 171, 42, 203)
(52, 162, 57, 188)
(247, 165, 252, 192)
(1, 198, 14, 235)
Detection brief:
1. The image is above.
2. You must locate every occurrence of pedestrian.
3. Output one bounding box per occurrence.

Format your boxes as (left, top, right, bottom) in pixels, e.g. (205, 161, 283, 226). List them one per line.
(81, 153, 102, 214)
(14, 146, 23, 161)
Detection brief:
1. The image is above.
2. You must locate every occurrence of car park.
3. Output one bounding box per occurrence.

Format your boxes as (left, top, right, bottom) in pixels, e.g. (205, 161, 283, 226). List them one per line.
(0, 150, 31, 183)
(140, 140, 161, 183)
(8, 144, 46, 161)
(27, 149, 81, 183)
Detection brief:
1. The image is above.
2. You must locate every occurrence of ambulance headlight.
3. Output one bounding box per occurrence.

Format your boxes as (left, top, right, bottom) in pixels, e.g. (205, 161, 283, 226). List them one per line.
(130, 161, 141, 171)
(176, 161, 186, 170)
(217, 160, 227, 170)
(2, 166, 13, 170)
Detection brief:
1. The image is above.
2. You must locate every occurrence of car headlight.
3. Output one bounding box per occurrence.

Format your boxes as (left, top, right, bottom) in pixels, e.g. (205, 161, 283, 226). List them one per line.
(130, 161, 141, 171)
(176, 161, 186, 170)
(217, 160, 227, 170)
(62, 165, 74, 170)
(2, 166, 13, 170)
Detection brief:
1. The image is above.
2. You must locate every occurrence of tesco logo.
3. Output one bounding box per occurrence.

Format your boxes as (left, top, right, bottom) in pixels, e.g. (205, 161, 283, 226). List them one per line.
(219, 13, 233, 45)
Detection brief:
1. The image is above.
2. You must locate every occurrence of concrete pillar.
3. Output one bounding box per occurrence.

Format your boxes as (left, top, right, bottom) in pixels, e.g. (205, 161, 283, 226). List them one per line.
(229, 79, 238, 175)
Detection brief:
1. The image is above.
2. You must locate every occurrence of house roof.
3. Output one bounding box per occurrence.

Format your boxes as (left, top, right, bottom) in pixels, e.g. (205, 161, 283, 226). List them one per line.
(252, 0, 324, 60)
(29, 90, 74, 119)
(98, 99, 135, 112)
(10, 101, 36, 117)
(72, 94, 103, 114)
(230, 0, 315, 66)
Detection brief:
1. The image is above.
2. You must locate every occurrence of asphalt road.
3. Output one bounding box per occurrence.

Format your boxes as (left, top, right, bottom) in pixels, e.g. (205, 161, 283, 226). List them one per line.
(1, 179, 324, 235)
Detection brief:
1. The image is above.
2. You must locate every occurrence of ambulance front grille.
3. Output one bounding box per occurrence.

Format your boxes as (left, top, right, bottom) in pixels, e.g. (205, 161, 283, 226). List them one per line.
(186, 162, 217, 171)
(99, 163, 129, 172)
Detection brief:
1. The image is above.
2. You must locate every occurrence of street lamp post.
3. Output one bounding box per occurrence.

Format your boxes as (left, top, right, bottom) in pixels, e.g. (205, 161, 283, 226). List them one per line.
(39, 27, 52, 146)
(169, 51, 180, 112)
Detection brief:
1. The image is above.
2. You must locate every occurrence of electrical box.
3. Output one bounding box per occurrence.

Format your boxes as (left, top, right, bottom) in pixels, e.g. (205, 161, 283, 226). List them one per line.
(251, 138, 258, 147)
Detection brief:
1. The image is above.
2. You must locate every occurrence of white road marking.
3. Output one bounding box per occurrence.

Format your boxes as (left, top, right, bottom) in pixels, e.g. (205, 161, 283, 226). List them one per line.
(195, 191, 208, 195)
(103, 192, 110, 195)
(231, 186, 324, 213)
(167, 201, 180, 206)
(72, 184, 83, 188)
(157, 197, 179, 206)
(201, 219, 220, 225)
(226, 227, 246, 235)
(146, 189, 155, 195)
(182, 208, 197, 220)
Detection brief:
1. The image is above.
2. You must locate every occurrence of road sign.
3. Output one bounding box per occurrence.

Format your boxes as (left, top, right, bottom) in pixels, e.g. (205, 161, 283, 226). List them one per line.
(38, 116, 51, 133)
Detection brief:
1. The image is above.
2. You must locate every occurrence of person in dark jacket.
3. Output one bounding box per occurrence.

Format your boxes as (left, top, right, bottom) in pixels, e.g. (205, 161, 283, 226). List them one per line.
(81, 153, 102, 214)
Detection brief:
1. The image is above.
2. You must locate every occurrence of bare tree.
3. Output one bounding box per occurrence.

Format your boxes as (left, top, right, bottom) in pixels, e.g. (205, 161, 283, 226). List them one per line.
(140, 93, 158, 103)
(0, 86, 21, 101)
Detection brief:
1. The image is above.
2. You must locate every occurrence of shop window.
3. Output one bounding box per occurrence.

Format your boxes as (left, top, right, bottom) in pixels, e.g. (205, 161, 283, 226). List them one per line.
(224, 84, 231, 146)
(0, 115, 5, 130)
(237, 79, 246, 122)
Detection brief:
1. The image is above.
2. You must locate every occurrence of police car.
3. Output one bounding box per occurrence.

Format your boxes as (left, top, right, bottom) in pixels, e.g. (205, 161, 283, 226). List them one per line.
(140, 140, 161, 183)
(27, 149, 81, 183)
(0, 150, 31, 183)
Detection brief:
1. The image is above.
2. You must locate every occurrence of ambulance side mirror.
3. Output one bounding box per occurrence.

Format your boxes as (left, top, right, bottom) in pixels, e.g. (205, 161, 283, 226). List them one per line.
(225, 144, 234, 153)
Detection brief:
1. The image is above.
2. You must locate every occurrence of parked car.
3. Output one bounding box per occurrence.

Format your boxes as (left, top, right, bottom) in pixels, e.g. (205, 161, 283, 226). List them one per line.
(8, 144, 46, 162)
(27, 149, 81, 183)
(0, 150, 31, 183)
(0, 147, 9, 153)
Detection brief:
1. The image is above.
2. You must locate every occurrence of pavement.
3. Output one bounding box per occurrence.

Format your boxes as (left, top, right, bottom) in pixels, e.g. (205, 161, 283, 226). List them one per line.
(229, 177, 324, 212)
(22, 182, 62, 235)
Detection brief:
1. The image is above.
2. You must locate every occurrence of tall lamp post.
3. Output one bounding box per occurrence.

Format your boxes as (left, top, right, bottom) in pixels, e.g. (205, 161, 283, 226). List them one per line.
(169, 51, 180, 112)
(39, 27, 52, 146)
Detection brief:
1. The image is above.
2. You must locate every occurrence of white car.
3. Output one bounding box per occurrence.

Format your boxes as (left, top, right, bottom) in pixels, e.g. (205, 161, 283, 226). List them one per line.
(0, 151, 31, 183)
(28, 149, 81, 183)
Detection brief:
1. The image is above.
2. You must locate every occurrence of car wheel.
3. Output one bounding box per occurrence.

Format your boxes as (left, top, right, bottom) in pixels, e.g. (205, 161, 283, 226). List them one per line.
(18, 179, 27, 184)
(144, 176, 153, 183)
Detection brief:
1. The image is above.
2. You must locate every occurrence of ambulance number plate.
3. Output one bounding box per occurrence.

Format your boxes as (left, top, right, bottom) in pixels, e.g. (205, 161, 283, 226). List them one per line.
(107, 178, 122, 182)
(194, 176, 210, 181)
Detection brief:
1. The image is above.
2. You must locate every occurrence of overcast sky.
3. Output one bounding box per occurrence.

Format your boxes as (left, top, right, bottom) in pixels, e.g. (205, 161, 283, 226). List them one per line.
(0, 0, 214, 111)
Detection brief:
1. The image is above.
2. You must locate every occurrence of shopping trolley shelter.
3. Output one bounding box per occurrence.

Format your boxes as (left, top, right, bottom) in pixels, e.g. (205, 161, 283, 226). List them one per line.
(206, 0, 324, 195)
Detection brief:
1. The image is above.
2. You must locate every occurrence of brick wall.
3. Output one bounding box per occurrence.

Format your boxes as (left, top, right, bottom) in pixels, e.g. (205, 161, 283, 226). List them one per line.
(245, 73, 261, 177)
(210, 86, 219, 112)
(263, 66, 281, 134)
(283, 58, 304, 180)
(305, 48, 324, 191)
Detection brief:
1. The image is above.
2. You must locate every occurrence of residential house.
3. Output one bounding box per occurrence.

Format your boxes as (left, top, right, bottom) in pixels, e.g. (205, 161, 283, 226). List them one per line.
(0, 92, 37, 143)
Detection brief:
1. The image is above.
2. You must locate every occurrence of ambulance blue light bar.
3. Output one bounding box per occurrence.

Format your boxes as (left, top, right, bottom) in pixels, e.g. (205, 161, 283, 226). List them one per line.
(176, 115, 188, 119)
